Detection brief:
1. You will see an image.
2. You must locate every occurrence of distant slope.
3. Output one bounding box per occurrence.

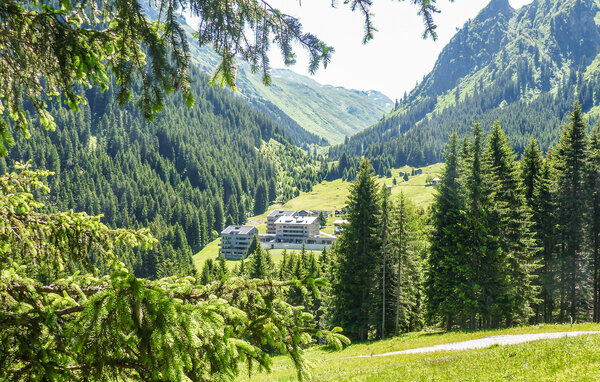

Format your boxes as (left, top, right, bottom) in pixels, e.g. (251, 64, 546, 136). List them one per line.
(181, 23, 392, 146)
(330, 0, 600, 173)
(2, 67, 321, 279)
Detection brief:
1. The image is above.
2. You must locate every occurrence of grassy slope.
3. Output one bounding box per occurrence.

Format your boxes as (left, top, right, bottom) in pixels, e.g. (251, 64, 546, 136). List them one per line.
(192, 163, 444, 271)
(240, 68, 393, 144)
(241, 323, 600, 381)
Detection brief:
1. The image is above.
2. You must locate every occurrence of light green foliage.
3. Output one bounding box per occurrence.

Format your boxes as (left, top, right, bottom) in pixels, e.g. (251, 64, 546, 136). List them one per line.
(0, 164, 348, 381)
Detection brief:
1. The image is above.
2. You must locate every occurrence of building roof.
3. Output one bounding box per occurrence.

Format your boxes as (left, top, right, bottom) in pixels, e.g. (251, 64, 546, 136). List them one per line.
(275, 216, 318, 225)
(333, 220, 349, 225)
(221, 225, 258, 235)
(433, 177, 442, 181)
(267, 210, 297, 219)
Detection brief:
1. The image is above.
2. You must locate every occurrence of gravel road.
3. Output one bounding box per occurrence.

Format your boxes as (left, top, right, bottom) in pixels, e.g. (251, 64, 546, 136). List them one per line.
(354, 331, 600, 358)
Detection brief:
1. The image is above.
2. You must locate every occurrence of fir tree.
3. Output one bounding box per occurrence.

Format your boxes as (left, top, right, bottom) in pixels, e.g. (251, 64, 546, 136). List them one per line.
(426, 132, 465, 330)
(329, 158, 381, 341)
(587, 122, 600, 322)
(552, 102, 588, 321)
(484, 122, 538, 325)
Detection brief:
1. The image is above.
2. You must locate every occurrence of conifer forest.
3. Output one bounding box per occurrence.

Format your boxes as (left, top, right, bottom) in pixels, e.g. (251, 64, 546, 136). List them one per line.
(4, 0, 600, 381)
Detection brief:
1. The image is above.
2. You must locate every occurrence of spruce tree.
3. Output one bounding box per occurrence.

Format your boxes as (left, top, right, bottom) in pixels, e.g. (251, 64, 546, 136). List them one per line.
(484, 122, 538, 325)
(532, 159, 557, 322)
(520, 137, 543, 208)
(463, 123, 502, 329)
(375, 184, 395, 339)
(392, 192, 425, 334)
(552, 102, 588, 321)
(246, 234, 260, 258)
(426, 132, 465, 330)
(253, 180, 268, 215)
(587, 122, 600, 322)
(329, 158, 381, 341)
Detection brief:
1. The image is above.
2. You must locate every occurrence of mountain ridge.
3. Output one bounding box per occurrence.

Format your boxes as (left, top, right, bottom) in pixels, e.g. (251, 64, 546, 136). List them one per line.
(330, 0, 600, 173)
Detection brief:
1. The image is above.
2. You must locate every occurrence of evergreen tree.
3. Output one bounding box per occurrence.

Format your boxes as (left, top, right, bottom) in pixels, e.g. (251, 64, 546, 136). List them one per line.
(375, 184, 394, 339)
(329, 158, 381, 341)
(463, 123, 502, 329)
(484, 122, 538, 324)
(392, 193, 425, 334)
(587, 122, 600, 322)
(426, 132, 466, 330)
(532, 159, 557, 322)
(253, 180, 268, 215)
(552, 102, 588, 321)
(246, 234, 260, 259)
(520, 137, 543, 207)
(318, 211, 327, 227)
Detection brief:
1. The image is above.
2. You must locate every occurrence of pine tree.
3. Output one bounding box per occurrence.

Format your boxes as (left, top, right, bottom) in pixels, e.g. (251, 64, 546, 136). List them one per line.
(484, 122, 538, 325)
(587, 122, 600, 322)
(375, 184, 395, 339)
(329, 158, 381, 341)
(253, 180, 268, 215)
(553, 102, 588, 321)
(392, 193, 425, 334)
(246, 234, 260, 258)
(463, 123, 502, 329)
(426, 132, 466, 330)
(520, 137, 543, 207)
(533, 159, 557, 322)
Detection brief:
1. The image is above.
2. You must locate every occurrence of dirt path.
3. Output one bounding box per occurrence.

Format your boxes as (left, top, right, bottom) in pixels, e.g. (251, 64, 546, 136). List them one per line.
(354, 331, 600, 358)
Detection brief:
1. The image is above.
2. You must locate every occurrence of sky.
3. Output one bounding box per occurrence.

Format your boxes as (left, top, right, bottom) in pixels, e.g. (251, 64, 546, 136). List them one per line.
(263, 0, 534, 100)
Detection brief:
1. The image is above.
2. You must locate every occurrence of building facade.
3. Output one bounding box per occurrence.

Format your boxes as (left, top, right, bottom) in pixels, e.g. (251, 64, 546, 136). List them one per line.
(266, 210, 296, 234)
(219, 225, 258, 260)
(274, 215, 320, 243)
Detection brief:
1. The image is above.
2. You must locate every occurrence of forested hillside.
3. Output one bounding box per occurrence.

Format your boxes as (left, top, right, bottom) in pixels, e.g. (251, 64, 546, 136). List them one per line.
(0, 66, 322, 279)
(180, 22, 393, 146)
(330, 0, 600, 174)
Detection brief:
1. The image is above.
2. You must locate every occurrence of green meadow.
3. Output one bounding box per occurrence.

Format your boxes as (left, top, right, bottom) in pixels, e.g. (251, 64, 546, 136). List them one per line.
(192, 163, 444, 271)
(240, 323, 600, 381)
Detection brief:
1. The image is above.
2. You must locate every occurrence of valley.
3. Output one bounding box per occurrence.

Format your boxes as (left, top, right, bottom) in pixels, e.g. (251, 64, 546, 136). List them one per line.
(5, 0, 600, 381)
(192, 163, 444, 272)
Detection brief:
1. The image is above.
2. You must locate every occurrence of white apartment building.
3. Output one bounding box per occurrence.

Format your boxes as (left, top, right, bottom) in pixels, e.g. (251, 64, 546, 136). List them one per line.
(266, 210, 297, 234)
(274, 215, 320, 243)
(219, 225, 258, 259)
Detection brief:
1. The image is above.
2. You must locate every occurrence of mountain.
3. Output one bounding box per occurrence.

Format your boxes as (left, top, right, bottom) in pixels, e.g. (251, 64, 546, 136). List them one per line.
(330, 0, 600, 173)
(180, 22, 392, 146)
(0, 67, 322, 279)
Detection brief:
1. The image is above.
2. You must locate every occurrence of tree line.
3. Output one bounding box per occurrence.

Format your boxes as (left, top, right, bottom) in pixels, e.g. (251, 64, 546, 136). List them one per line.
(0, 67, 322, 280)
(208, 102, 600, 343)
(429, 102, 600, 329)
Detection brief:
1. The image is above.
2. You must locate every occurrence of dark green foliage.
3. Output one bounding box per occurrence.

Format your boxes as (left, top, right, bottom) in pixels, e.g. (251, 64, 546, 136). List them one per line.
(426, 132, 465, 330)
(246, 235, 260, 259)
(587, 123, 600, 322)
(318, 211, 327, 227)
(427, 124, 538, 330)
(552, 102, 589, 321)
(254, 180, 269, 216)
(244, 246, 274, 280)
(328, 0, 600, 176)
(4, 67, 318, 279)
(329, 159, 381, 341)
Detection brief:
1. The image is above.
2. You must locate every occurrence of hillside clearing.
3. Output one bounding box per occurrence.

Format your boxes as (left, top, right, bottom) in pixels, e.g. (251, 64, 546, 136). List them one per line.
(193, 163, 443, 271)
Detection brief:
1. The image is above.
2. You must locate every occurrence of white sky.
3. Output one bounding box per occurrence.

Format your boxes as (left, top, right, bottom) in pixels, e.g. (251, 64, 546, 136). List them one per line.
(265, 0, 534, 100)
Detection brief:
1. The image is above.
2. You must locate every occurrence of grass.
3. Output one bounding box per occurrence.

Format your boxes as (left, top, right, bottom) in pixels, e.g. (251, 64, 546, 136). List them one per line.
(193, 240, 322, 272)
(239, 323, 600, 381)
(192, 163, 444, 272)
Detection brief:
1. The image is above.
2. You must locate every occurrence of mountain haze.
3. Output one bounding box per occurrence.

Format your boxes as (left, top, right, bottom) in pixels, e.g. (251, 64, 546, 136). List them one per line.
(181, 22, 392, 146)
(331, 0, 600, 173)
